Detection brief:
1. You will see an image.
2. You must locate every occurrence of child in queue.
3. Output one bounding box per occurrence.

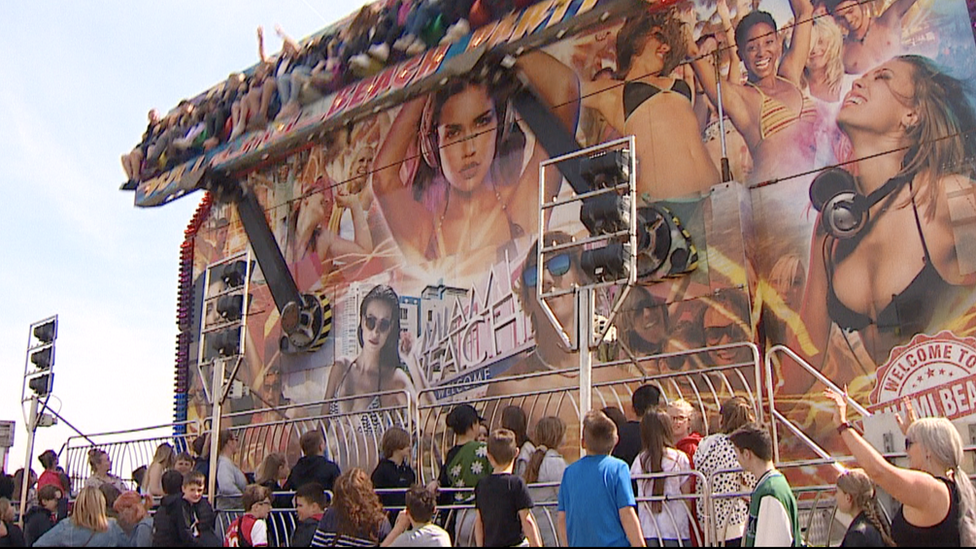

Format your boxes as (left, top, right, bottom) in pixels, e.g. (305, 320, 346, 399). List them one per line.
(474, 429, 542, 547)
(557, 410, 645, 547)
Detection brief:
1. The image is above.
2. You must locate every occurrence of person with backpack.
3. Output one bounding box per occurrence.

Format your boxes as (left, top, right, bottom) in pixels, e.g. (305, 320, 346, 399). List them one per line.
(223, 485, 272, 547)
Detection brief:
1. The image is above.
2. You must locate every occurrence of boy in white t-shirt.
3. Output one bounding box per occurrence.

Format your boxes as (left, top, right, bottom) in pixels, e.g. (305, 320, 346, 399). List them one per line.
(382, 487, 451, 547)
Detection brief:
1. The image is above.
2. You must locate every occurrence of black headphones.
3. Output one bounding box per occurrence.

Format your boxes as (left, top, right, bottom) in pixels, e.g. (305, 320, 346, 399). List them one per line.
(809, 168, 912, 239)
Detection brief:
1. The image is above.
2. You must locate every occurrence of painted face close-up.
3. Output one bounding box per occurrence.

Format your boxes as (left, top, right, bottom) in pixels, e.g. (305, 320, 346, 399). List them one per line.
(636, 26, 671, 76)
(362, 300, 394, 352)
(771, 267, 805, 307)
(348, 147, 374, 193)
(806, 32, 828, 71)
(632, 304, 668, 349)
(833, 1, 866, 34)
(524, 253, 582, 329)
(838, 60, 916, 135)
(437, 85, 498, 193)
(743, 23, 781, 80)
(704, 307, 750, 363)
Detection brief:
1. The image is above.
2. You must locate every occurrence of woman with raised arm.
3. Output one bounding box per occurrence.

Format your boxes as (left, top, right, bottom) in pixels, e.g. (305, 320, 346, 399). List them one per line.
(582, 6, 719, 199)
(825, 387, 976, 546)
(786, 56, 976, 392)
(371, 50, 579, 265)
(687, 0, 816, 183)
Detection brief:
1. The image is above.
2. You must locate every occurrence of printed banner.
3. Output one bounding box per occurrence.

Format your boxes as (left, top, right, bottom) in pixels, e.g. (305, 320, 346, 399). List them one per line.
(182, 0, 976, 465)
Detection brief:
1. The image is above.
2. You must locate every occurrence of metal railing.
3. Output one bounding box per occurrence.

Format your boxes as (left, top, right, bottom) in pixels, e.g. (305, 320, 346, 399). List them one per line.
(203, 389, 416, 474)
(61, 419, 199, 491)
(416, 342, 762, 483)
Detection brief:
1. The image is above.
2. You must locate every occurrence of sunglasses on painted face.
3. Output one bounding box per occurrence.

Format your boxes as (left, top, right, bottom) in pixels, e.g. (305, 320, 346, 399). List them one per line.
(905, 437, 914, 450)
(705, 323, 746, 345)
(364, 315, 392, 333)
(522, 254, 572, 287)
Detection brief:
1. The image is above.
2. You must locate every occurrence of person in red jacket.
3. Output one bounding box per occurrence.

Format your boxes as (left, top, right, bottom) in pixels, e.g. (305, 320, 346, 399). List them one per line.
(224, 485, 272, 547)
(669, 399, 704, 545)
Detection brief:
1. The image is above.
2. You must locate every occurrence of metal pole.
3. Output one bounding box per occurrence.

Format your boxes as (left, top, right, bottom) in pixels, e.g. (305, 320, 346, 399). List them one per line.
(207, 358, 226, 503)
(713, 50, 732, 183)
(18, 398, 38, 527)
(578, 288, 593, 456)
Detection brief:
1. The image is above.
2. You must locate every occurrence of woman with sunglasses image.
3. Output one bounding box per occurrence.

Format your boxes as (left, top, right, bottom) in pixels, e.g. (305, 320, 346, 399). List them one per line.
(697, 290, 754, 366)
(323, 285, 416, 425)
(372, 51, 579, 267)
(486, 233, 639, 454)
(786, 55, 976, 394)
(619, 285, 671, 358)
(686, 0, 817, 184)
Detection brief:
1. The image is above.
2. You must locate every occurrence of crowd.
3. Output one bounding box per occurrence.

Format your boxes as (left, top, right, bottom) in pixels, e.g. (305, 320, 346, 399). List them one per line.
(1, 386, 972, 547)
(119, 0, 543, 188)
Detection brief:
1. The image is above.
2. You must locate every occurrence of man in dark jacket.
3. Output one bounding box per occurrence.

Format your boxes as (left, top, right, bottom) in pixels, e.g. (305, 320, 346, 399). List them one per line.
(23, 485, 61, 546)
(285, 431, 340, 492)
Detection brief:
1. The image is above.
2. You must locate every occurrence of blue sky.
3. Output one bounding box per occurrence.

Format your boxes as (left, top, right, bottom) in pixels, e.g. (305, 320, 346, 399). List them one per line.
(0, 0, 367, 473)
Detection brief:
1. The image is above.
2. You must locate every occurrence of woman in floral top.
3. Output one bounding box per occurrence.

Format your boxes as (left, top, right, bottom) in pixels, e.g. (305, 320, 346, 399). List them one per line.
(693, 397, 757, 546)
(433, 404, 490, 546)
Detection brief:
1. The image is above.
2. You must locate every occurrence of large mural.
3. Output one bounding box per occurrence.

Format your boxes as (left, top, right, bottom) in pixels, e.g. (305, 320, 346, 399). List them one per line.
(183, 0, 976, 465)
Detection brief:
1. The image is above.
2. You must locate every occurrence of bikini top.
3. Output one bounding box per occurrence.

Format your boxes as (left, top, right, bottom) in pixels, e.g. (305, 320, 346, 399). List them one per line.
(623, 79, 693, 121)
(826, 182, 950, 333)
(748, 78, 817, 141)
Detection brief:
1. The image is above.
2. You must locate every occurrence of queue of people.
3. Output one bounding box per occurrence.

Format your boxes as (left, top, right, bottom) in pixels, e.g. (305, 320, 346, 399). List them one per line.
(3, 387, 975, 547)
(119, 0, 546, 188)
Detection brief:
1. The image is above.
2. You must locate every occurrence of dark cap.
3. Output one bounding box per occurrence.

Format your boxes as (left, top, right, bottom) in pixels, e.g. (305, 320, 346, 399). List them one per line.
(446, 404, 484, 435)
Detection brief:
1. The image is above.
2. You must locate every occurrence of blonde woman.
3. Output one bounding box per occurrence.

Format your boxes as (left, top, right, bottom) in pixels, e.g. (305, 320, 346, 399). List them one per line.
(84, 450, 127, 493)
(803, 16, 847, 104)
(145, 443, 175, 497)
(826, 388, 976, 546)
(34, 486, 123, 547)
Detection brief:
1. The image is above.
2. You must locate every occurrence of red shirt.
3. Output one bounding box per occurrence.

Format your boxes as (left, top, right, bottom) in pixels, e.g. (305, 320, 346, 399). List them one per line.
(37, 470, 65, 491)
(224, 514, 268, 547)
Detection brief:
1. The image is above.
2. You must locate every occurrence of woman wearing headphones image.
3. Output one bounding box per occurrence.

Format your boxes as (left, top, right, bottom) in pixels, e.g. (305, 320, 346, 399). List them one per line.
(371, 51, 580, 267)
(786, 55, 976, 392)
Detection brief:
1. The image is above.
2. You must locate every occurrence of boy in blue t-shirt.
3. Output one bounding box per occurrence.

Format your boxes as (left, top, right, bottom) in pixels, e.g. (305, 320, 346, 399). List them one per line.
(558, 410, 645, 547)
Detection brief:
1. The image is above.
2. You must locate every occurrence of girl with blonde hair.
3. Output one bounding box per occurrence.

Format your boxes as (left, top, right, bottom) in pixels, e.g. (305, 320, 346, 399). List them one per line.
(33, 486, 123, 547)
(835, 468, 894, 546)
(84, 449, 127, 493)
(145, 443, 175, 497)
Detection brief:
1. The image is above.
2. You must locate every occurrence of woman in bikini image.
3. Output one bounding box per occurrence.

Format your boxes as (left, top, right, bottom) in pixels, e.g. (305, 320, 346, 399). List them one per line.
(372, 51, 579, 271)
(687, 0, 817, 184)
(582, 7, 719, 200)
(323, 285, 416, 421)
(785, 55, 976, 394)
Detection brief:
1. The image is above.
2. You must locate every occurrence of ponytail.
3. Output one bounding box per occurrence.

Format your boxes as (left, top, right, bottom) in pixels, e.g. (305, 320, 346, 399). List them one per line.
(526, 417, 566, 485)
(837, 468, 895, 547)
(954, 466, 976, 547)
(525, 446, 548, 484)
(860, 497, 896, 547)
